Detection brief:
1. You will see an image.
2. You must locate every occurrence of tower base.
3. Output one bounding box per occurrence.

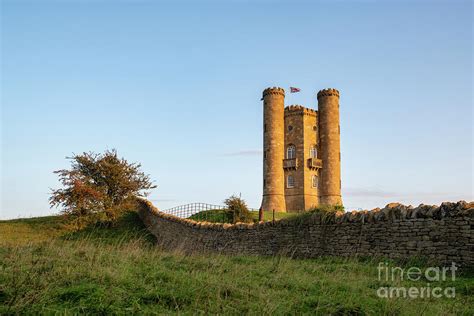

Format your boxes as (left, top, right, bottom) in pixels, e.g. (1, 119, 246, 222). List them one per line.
(261, 194, 286, 212)
(319, 195, 343, 206)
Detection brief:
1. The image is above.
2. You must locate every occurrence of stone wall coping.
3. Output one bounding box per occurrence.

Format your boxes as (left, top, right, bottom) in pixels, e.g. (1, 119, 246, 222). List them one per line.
(137, 199, 473, 231)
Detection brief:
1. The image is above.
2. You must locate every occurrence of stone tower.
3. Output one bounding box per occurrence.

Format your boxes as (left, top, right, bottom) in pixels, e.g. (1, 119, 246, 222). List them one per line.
(261, 86, 342, 212)
(261, 87, 286, 212)
(283, 105, 319, 211)
(317, 88, 343, 206)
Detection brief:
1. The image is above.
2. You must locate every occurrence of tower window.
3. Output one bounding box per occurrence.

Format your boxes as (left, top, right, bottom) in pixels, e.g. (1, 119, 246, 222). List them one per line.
(310, 146, 317, 158)
(312, 175, 318, 188)
(288, 125, 293, 132)
(264, 150, 267, 159)
(313, 125, 317, 131)
(286, 145, 296, 159)
(287, 175, 295, 188)
(263, 179, 266, 188)
(264, 124, 267, 132)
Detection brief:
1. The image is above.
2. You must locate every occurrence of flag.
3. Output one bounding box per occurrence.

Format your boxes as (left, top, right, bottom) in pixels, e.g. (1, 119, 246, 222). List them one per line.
(290, 87, 301, 93)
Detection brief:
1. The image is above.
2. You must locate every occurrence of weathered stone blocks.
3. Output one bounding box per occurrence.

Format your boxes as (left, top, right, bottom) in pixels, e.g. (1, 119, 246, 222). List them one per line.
(138, 199, 474, 266)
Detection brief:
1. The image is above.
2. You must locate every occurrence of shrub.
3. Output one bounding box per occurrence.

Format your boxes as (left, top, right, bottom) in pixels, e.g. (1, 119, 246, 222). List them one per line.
(224, 195, 252, 224)
(49, 150, 156, 230)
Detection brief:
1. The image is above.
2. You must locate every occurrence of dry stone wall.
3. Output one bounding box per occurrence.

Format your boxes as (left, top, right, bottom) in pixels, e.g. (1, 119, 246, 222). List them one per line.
(137, 199, 474, 266)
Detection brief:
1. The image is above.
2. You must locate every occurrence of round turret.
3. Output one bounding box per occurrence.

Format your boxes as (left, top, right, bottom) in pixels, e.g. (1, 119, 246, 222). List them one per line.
(261, 87, 286, 212)
(317, 88, 343, 206)
(263, 87, 285, 97)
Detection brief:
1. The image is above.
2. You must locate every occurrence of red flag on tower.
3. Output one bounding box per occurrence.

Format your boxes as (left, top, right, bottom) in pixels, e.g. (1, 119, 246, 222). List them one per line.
(290, 87, 301, 93)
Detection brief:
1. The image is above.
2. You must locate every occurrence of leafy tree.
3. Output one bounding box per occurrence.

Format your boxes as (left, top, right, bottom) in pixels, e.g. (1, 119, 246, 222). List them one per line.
(50, 150, 156, 229)
(224, 195, 252, 223)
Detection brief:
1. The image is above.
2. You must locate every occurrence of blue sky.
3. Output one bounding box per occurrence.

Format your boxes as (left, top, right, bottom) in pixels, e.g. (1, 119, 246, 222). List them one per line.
(1, 0, 472, 219)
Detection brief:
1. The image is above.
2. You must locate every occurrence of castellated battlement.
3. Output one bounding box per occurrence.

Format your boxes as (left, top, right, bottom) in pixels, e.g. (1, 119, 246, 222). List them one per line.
(284, 105, 317, 117)
(317, 88, 340, 99)
(263, 87, 285, 97)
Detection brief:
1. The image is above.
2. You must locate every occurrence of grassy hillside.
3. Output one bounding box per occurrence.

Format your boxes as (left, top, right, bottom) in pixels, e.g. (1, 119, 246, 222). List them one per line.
(1, 212, 473, 315)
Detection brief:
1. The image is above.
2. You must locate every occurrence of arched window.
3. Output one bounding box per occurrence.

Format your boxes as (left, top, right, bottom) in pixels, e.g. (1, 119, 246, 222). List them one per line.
(312, 175, 318, 188)
(310, 146, 317, 158)
(286, 145, 296, 159)
(287, 175, 295, 188)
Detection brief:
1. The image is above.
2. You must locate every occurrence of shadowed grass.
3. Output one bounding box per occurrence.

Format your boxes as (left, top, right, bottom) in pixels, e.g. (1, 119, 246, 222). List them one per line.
(62, 211, 156, 245)
(0, 212, 473, 314)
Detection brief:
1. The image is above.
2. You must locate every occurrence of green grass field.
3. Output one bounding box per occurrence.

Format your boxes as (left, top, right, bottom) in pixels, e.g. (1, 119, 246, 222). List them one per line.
(188, 209, 296, 223)
(1, 212, 473, 315)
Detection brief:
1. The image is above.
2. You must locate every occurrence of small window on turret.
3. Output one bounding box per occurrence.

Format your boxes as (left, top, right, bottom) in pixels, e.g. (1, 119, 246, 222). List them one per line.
(264, 124, 267, 132)
(287, 175, 295, 188)
(310, 146, 317, 158)
(313, 125, 317, 131)
(288, 125, 293, 132)
(312, 175, 318, 188)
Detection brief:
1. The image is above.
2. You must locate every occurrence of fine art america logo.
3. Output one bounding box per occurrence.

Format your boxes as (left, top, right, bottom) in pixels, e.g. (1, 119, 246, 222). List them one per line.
(377, 262, 457, 299)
